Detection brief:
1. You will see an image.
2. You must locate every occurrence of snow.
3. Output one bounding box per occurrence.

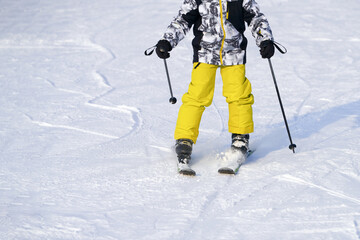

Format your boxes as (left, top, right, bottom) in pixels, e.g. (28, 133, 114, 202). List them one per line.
(1, 0, 360, 239)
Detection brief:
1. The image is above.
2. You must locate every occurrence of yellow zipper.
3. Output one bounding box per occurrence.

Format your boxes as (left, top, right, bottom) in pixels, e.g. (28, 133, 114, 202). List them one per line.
(219, 0, 226, 65)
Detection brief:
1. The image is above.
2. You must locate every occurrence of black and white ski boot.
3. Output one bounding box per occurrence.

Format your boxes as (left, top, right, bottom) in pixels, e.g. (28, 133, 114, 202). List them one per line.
(231, 133, 249, 154)
(175, 139, 196, 176)
(218, 134, 249, 174)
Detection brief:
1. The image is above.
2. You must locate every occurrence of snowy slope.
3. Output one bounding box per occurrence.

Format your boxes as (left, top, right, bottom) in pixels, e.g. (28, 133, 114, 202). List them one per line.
(1, 0, 360, 239)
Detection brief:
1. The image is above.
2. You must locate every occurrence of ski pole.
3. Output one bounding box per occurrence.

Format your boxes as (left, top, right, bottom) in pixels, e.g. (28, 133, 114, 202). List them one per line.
(163, 58, 177, 104)
(144, 45, 177, 104)
(268, 58, 297, 153)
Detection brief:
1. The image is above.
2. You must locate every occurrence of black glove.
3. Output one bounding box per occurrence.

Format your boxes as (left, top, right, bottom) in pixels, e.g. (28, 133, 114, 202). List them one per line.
(156, 40, 172, 59)
(260, 40, 275, 59)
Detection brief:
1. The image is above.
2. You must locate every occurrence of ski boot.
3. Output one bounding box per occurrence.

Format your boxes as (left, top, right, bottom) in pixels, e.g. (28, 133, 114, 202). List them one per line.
(231, 133, 249, 154)
(175, 139, 196, 176)
(218, 134, 250, 174)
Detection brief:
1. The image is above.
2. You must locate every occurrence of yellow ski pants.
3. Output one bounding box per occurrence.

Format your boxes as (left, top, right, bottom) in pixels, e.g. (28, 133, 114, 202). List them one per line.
(174, 63, 254, 143)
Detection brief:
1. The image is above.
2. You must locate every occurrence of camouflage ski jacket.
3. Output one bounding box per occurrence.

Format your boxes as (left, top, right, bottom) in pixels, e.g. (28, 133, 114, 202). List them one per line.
(162, 0, 273, 66)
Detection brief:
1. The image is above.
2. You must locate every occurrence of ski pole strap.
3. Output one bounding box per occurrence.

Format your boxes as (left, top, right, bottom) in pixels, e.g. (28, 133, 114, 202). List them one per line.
(273, 41, 287, 54)
(144, 45, 156, 56)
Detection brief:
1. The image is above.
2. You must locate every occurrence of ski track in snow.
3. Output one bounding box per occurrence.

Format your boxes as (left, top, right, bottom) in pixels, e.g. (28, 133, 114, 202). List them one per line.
(80, 38, 143, 140)
(31, 120, 119, 140)
(276, 174, 360, 206)
(180, 177, 234, 238)
(355, 220, 360, 240)
(29, 34, 142, 141)
(86, 102, 142, 140)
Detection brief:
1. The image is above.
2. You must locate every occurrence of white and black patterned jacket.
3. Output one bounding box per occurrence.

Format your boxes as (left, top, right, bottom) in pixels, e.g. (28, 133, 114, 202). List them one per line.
(162, 0, 273, 66)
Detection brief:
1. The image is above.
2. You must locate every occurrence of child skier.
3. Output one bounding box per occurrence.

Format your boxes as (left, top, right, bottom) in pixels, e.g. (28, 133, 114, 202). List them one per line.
(155, 0, 275, 175)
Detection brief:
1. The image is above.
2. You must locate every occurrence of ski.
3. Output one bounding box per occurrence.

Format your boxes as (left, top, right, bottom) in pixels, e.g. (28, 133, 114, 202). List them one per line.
(177, 162, 196, 176)
(218, 149, 254, 175)
(218, 165, 241, 175)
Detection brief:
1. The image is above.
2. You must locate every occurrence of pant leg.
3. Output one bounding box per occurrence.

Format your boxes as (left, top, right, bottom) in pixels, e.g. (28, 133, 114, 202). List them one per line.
(174, 63, 218, 143)
(220, 64, 254, 134)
